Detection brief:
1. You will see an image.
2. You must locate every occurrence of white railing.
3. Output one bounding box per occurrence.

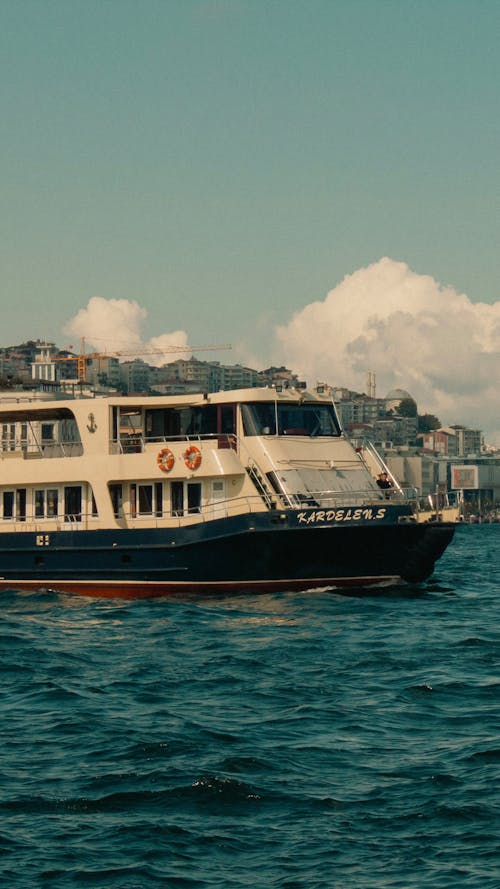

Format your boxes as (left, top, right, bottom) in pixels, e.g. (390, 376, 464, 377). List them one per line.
(0, 441, 84, 459)
(111, 432, 237, 455)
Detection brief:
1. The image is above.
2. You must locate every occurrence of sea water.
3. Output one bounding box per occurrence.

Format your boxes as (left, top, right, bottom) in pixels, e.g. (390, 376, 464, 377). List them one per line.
(1, 525, 499, 888)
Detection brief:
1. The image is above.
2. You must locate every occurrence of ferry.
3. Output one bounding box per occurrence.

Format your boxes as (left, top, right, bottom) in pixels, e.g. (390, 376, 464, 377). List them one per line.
(0, 386, 455, 598)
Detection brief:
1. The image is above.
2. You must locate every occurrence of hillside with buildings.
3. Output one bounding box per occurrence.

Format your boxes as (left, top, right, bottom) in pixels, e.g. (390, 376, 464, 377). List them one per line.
(1, 339, 499, 516)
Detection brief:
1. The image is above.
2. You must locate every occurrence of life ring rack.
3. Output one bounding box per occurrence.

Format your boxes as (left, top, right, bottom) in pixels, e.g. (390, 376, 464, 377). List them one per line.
(184, 444, 202, 471)
(157, 447, 175, 473)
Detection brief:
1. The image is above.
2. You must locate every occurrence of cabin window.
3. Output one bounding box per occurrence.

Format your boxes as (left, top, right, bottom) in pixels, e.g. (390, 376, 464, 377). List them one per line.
(2, 424, 15, 452)
(47, 489, 58, 518)
(64, 486, 82, 522)
(41, 423, 54, 442)
(187, 482, 202, 514)
(2, 489, 27, 520)
(171, 481, 184, 516)
(219, 405, 236, 435)
(154, 482, 163, 518)
(35, 490, 45, 518)
(34, 488, 60, 519)
(119, 410, 143, 452)
(16, 489, 26, 522)
(3, 491, 14, 519)
(144, 406, 219, 440)
(241, 402, 341, 437)
(138, 484, 153, 515)
(109, 484, 123, 518)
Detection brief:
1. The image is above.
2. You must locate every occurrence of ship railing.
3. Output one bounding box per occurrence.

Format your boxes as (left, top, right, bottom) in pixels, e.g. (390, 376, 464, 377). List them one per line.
(279, 486, 419, 509)
(14, 441, 84, 459)
(111, 433, 238, 455)
(4, 487, 421, 533)
(353, 438, 405, 495)
(118, 486, 420, 527)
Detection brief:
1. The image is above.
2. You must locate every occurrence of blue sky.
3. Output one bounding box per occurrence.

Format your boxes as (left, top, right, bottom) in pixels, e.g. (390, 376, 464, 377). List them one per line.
(2, 1, 499, 382)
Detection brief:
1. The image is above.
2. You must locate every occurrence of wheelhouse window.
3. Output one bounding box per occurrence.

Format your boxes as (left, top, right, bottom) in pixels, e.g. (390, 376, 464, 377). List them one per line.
(241, 402, 341, 437)
(145, 406, 219, 439)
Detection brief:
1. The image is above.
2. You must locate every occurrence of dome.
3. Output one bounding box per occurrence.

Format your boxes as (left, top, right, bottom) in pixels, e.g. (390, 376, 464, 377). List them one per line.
(385, 388, 412, 401)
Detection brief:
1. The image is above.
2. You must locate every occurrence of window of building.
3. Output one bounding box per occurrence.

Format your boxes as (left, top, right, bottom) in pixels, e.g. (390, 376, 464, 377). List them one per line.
(41, 423, 54, 442)
(35, 490, 45, 518)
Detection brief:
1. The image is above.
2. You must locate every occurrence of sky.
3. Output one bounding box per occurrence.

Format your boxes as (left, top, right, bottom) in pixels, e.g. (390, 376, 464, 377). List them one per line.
(2, 0, 500, 442)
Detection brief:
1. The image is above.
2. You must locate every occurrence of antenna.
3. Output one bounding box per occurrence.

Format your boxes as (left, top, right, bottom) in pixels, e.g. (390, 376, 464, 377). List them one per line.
(367, 371, 376, 398)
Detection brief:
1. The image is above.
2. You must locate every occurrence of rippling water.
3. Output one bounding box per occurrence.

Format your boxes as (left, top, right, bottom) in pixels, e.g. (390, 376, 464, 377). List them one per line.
(1, 525, 499, 888)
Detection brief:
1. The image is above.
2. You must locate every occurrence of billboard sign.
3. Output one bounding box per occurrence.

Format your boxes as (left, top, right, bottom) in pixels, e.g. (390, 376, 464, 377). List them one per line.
(451, 465, 479, 490)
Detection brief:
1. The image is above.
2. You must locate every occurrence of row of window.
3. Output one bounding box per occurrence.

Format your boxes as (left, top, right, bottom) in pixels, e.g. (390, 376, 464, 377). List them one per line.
(2, 486, 84, 521)
(110, 481, 203, 518)
(0, 480, 222, 522)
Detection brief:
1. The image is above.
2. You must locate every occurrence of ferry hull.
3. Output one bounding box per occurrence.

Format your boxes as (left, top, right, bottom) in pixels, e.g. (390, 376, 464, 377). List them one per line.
(0, 510, 455, 599)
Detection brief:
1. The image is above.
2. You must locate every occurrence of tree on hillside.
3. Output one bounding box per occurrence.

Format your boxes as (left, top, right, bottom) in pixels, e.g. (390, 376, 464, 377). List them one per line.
(396, 397, 418, 417)
(418, 413, 441, 433)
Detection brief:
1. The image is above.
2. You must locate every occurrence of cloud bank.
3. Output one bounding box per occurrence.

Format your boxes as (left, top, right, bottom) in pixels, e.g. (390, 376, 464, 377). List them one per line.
(64, 296, 190, 366)
(274, 258, 500, 444)
(64, 260, 500, 445)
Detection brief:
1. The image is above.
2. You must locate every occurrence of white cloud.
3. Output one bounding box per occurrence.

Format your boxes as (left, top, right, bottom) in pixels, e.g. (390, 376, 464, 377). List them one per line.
(274, 258, 500, 445)
(64, 296, 190, 366)
(64, 269, 500, 446)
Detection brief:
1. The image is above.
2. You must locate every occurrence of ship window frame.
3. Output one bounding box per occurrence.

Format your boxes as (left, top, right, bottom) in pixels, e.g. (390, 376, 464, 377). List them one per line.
(137, 484, 154, 516)
(241, 401, 341, 437)
(2, 423, 16, 452)
(2, 490, 14, 520)
(187, 482, 202, 514)
(35, 489, 46, 518)
(35, 488, 59, 519)
(171, 480, 184, 517)
(109, 483, 123, 518)
(47, 489, 59, 518)
(64, 485, 82, 523)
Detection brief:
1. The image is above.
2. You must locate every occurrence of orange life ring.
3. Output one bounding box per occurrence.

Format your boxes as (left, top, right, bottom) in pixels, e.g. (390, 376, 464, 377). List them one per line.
(184, 444, 202, 471)
(157, 447, 175, 472)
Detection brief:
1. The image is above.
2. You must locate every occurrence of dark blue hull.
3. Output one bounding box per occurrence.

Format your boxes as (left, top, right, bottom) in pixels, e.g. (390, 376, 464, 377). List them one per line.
(0, 506, 455, 598)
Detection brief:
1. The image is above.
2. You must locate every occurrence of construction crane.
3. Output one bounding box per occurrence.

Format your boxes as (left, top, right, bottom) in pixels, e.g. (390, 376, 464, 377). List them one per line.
(54, 338, 232, 383)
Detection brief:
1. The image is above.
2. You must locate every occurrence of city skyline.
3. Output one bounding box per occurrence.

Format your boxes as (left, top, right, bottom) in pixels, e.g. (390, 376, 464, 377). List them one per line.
(0, 334, 492, 452)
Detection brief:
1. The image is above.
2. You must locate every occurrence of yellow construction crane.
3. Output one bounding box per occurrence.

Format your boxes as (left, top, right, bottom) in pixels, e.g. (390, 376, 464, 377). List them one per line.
(55, 338, 232, 383)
